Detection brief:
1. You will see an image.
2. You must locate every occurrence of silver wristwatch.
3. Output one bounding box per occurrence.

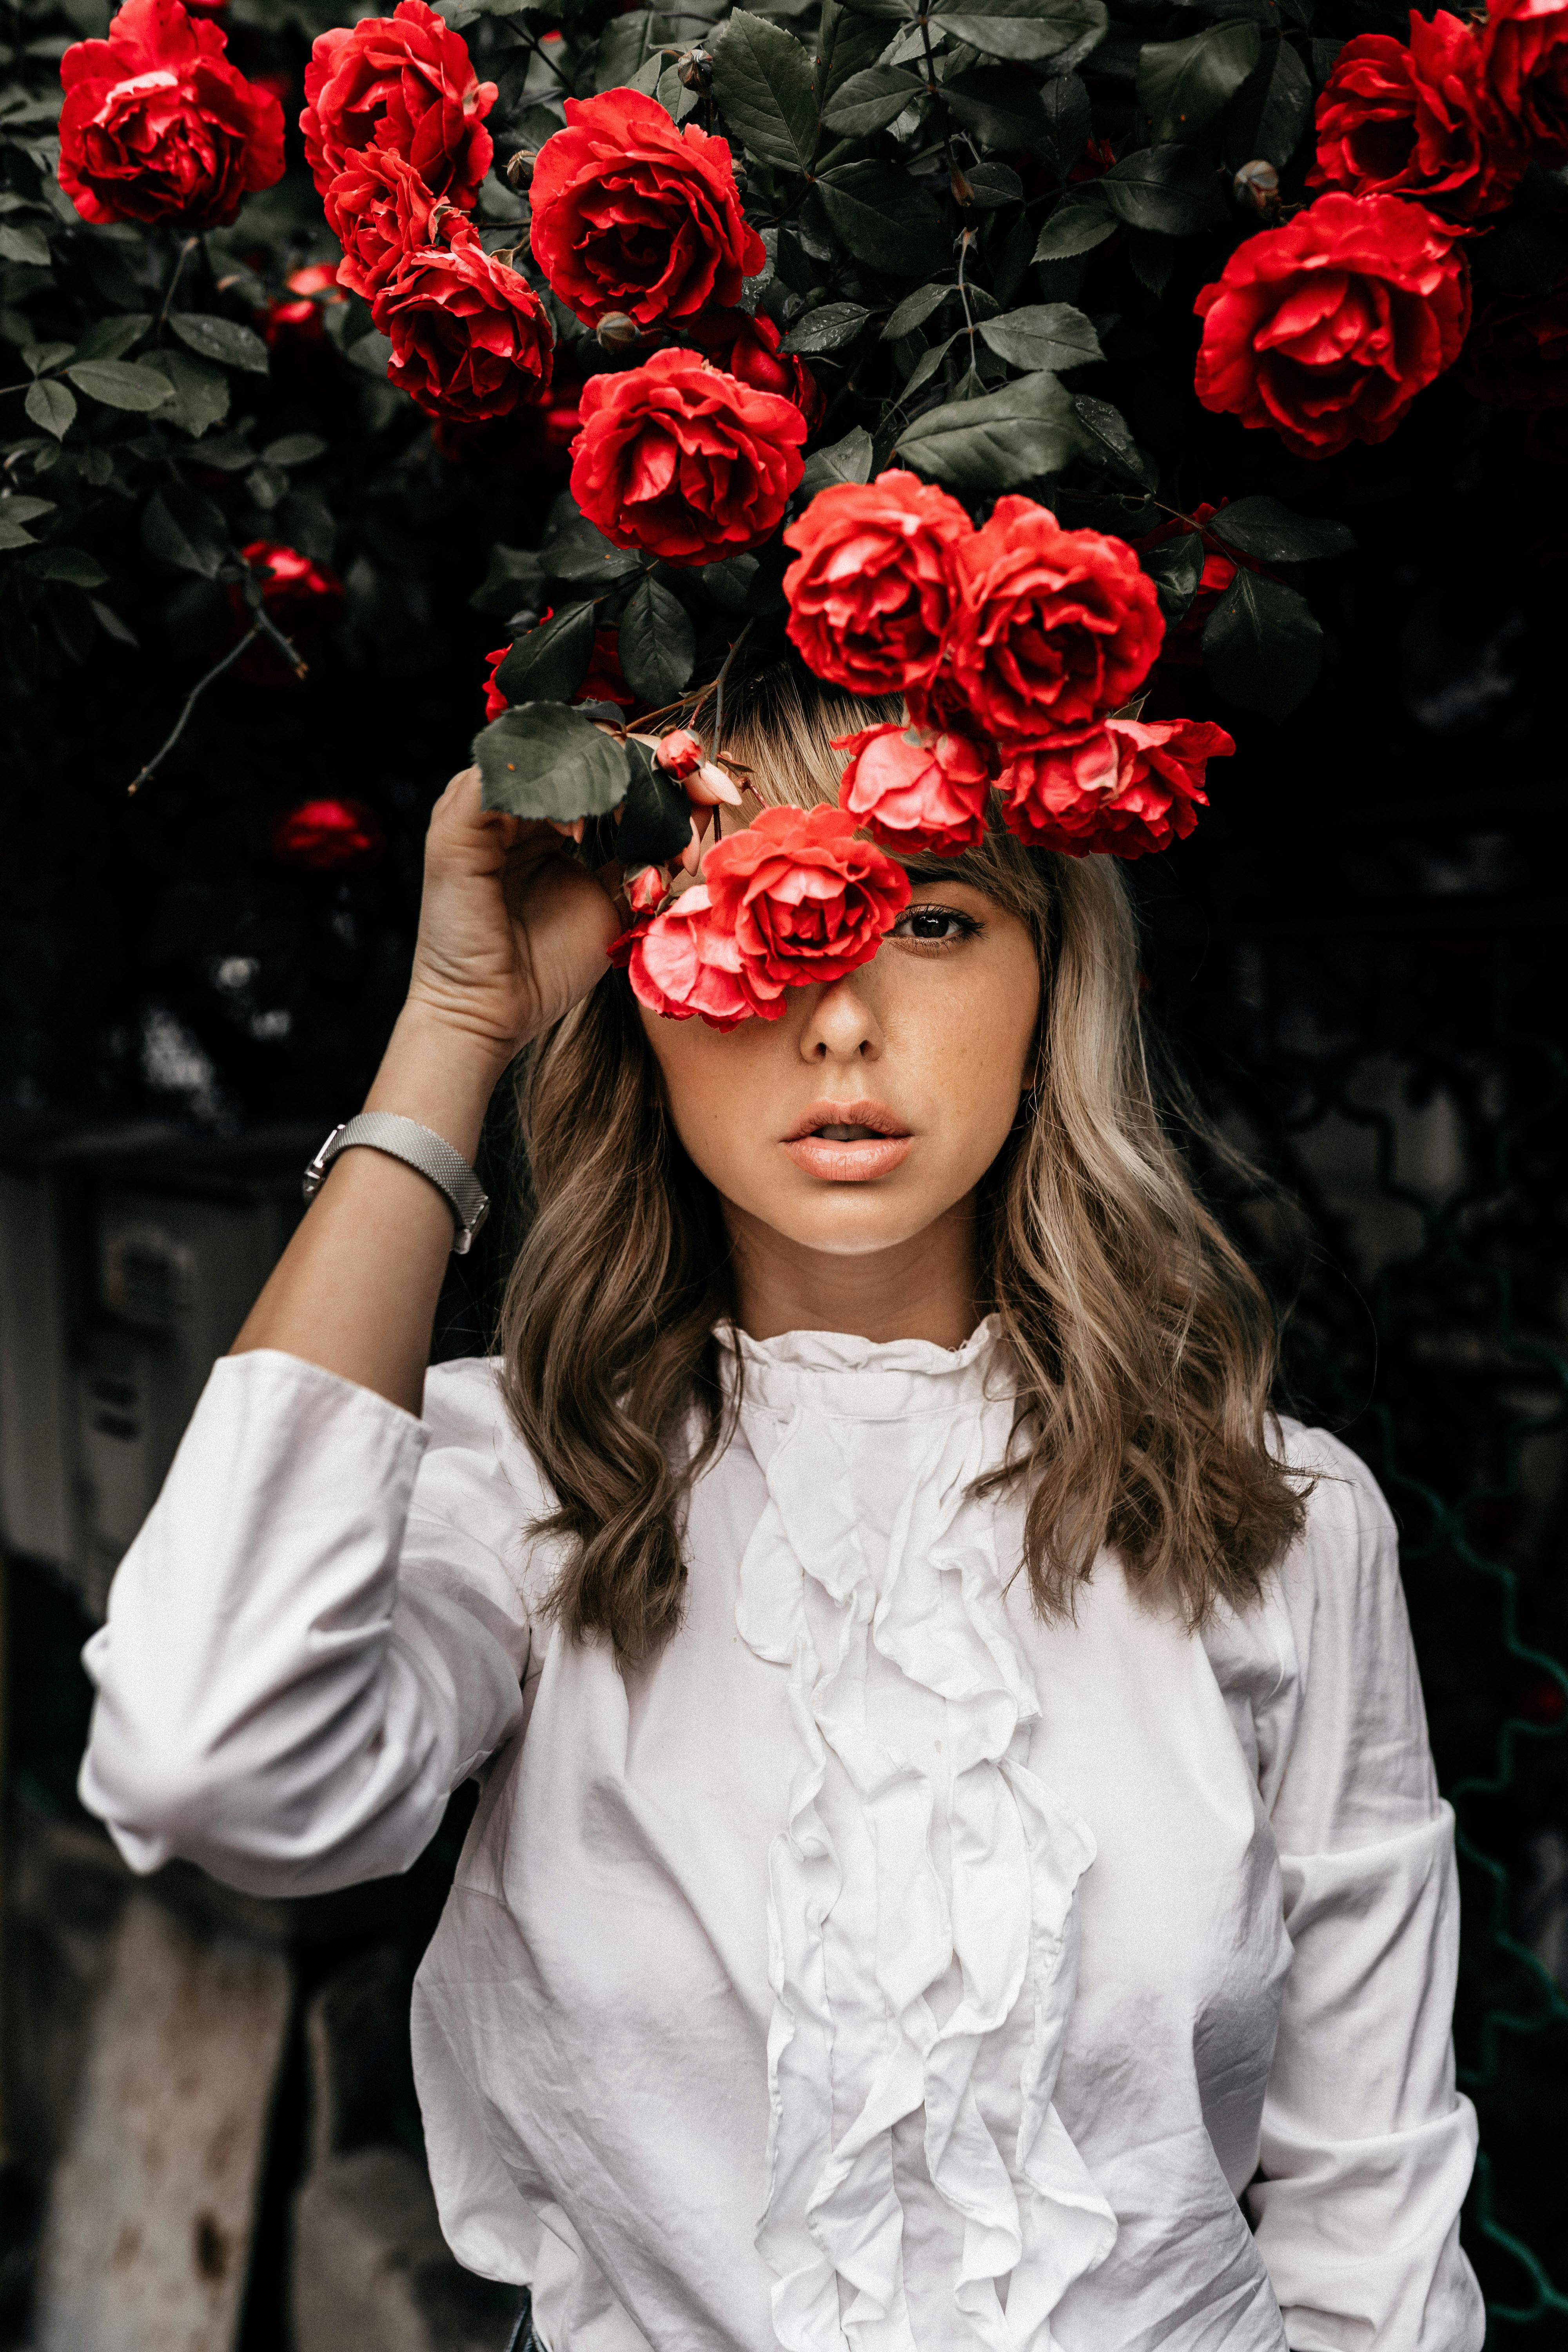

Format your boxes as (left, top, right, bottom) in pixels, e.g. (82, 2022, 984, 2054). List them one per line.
(303, 1112, 490, 1254)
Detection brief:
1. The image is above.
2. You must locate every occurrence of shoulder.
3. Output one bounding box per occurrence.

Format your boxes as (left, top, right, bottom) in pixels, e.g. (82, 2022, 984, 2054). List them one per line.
(1273, 1414, 1400, 1573)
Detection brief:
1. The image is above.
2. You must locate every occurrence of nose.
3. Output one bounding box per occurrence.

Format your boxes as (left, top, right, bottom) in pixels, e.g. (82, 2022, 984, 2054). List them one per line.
(797, 974, 885, 1064)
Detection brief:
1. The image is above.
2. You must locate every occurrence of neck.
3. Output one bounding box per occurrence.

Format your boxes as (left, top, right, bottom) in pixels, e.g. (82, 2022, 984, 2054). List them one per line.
(724, 1196, 982, 1350)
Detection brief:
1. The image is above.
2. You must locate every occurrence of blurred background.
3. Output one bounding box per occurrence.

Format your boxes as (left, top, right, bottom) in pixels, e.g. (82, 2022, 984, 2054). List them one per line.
(4, 0, 1568, 2339)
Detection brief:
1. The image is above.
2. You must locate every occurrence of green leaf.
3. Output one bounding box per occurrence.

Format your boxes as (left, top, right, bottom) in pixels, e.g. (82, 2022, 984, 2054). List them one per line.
(712, 9, 818, 170)
(823, 62, 924, 132)
(0, 220, 49, 266)
(931, 0, 1107, 65)
(67, 359, 173, 412)
(962, 162, 1024, 207)
(471, 541, 549, 617)
(547, 515, 644, 585)
(1033, 192, 1116, 260)
(23, 340, 75, 376)
(32, 546, 109, 588)
(814, 0, 896, 102)
(897, 368, 1085, 488)
(615, 735, 695, 867)
(799, 423, 875, 495)
(595, 8, 663, 89)
(618, 577, 696, 705)
(24, 378, 74, 438)
(262, 431, 328, 468)
(1073, 393, 1154, 485)
(1207, 495, 1354, 562)
(900, 334, 959, 402)
(780, 299, 873, 353)
(475, 702, 632, 822)
(980, 301, 1103, 372)
(1225, 34, 1311, 171)
(347, 330, 395, 377)
(1202, 571, 1321, 717)
(72, 313, 151, 364)
(1, 497, 54, 524)
(1100, 143, 1225, 234)
(0, 520, 38, 552)
(141, 485, 229, 578)
(160, 347, 230, 437)
(884, 282, 955, 339)
(170, 311, 270, 375)
(817, 160, 950, 276)
(1038, 69, 1091, 178)
(943, 65, 1050, 154)
(90, 596, 138, 645)
(1142, 532, 1203, 625)
(276, 491, 336, 564)
(1136, 19, 1259, 142)
(495, 600, 597, 703)
(699, 551, 762, 610)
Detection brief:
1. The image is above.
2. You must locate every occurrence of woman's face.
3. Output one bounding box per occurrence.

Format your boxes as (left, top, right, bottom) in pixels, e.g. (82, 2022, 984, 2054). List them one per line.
(639, 870, 1041, 1261)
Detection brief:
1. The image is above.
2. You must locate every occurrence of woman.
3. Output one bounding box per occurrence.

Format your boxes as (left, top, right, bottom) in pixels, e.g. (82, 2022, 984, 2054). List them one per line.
(79, 651, 1482, 2352)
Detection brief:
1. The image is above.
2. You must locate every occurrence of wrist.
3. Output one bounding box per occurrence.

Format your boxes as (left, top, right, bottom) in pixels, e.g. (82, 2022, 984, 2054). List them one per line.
(364, 1001, 513, 1163)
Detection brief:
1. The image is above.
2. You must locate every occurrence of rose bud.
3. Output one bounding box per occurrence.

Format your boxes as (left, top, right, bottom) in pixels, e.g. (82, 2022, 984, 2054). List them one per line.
(626, 865, 669, 914)
(653, 728, 704, 778)
(597, 311, 641, 356)
(676, 43, 711, 88)
(1234, 159, 1281, 218)
(505, 145, 536, 189)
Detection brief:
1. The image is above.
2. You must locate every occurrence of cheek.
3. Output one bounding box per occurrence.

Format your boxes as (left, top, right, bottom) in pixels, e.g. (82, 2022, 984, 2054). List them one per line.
(639, 1007, 790, 1190)
(889, 954, 1039, 1156)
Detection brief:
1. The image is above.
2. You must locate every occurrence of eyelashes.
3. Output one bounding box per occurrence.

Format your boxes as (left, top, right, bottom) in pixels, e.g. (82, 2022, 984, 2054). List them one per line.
(890, 902, 984, 947)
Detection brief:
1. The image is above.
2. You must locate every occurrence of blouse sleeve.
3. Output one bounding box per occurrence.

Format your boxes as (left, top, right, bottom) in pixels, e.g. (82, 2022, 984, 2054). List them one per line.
(78, 1347, 541, 1899)
(1246, 1426, 1485, 2352)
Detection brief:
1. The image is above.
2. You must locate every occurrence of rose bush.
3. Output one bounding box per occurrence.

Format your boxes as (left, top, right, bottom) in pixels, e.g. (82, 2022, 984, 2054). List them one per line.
(948, 499, 1164, 744)
(1000, 719, 1234, 860)
(782, 472, 971, 697)
(58, 0, 284, 229)
(703, 806, 910, 991)
(529, 90, 765, 328)
(570, 349, 805, 565)
(373, 228, 553, 424)
(835, 723, 993, 856)
(1194, 192, 1471, 458)
(301, 0, 495, 204)
(1310, 11, 1526, 223)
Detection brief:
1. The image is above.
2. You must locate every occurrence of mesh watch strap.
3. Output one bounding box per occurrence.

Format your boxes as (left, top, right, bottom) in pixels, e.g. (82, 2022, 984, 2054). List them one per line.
(303, 1112, 490, 1254)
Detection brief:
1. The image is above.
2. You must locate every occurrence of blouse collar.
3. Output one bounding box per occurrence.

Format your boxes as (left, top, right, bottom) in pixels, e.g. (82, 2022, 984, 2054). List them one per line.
(716, 1312, 1013, 1425)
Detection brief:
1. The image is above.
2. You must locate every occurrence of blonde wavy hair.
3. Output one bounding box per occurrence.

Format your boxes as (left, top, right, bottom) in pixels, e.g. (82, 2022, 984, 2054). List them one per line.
(499, 645, 1307, 1664)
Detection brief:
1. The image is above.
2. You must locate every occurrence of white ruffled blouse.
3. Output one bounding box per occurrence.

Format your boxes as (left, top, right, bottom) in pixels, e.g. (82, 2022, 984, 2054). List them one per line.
(78, 1322, 1483, 2352)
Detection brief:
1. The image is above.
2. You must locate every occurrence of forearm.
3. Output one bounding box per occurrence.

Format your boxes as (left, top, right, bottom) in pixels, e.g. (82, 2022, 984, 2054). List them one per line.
(232, 1003, 512, 1414)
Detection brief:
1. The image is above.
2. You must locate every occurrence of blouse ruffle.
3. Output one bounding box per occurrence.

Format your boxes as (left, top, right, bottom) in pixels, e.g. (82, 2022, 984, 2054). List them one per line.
(721, 1319, 1117, 2351)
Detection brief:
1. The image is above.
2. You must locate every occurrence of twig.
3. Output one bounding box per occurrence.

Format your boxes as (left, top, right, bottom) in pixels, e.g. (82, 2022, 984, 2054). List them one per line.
(157, 236, 200, 336)
(710, 619, 753, 767)
(127, 621, 295, 795)
(915, 9, 968, 213)
(956, 226, 978, 378)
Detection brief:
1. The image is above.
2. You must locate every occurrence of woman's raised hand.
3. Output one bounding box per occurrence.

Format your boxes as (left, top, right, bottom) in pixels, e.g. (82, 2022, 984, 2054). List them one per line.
(403, 765, 624, 1076)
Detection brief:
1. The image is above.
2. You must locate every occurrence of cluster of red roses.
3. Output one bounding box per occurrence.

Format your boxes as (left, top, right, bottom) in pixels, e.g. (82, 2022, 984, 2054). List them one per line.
(1193, 0, 1568, 459)
(786, 472, 1232, 863)
(528, 89, 820, 564)
(299, 0, 553, 428)
(612, 473, 1233, 1031)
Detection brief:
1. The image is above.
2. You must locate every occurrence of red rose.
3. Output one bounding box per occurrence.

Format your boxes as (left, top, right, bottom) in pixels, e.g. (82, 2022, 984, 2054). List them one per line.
(617, 886, 785, 1031)
(1194, 192, 1470, 459)
(835, 722, 993, 856)
(948, 497, 1163, 745)
(372, 225, 553, 425)
(233, 539, 344, 624)
(655, 728, 704, 779)
(1000, 718, 1233, 859)
(1310, 11, 1525, 224)
(529, 89, 765, 328)
(327, 144, 452, 299)
(684, 309, 825, 432)
(1484, 0, 1568, 168)
(570, 349, 805, 567)
(260, 262, 345, 346)
(703, 805, 910, 991)
(301, 0, 495, 204)
(1461, 276, 1568, 407)
(273, 797, 383, 871)
(482, 644, 510, 722)
(782, 470, 972, 698)
(58, 0, 283, 230)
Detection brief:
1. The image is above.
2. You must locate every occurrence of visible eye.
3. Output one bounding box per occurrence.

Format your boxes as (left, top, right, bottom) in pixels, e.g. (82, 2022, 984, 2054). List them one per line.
(892, 902, 982, 946)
